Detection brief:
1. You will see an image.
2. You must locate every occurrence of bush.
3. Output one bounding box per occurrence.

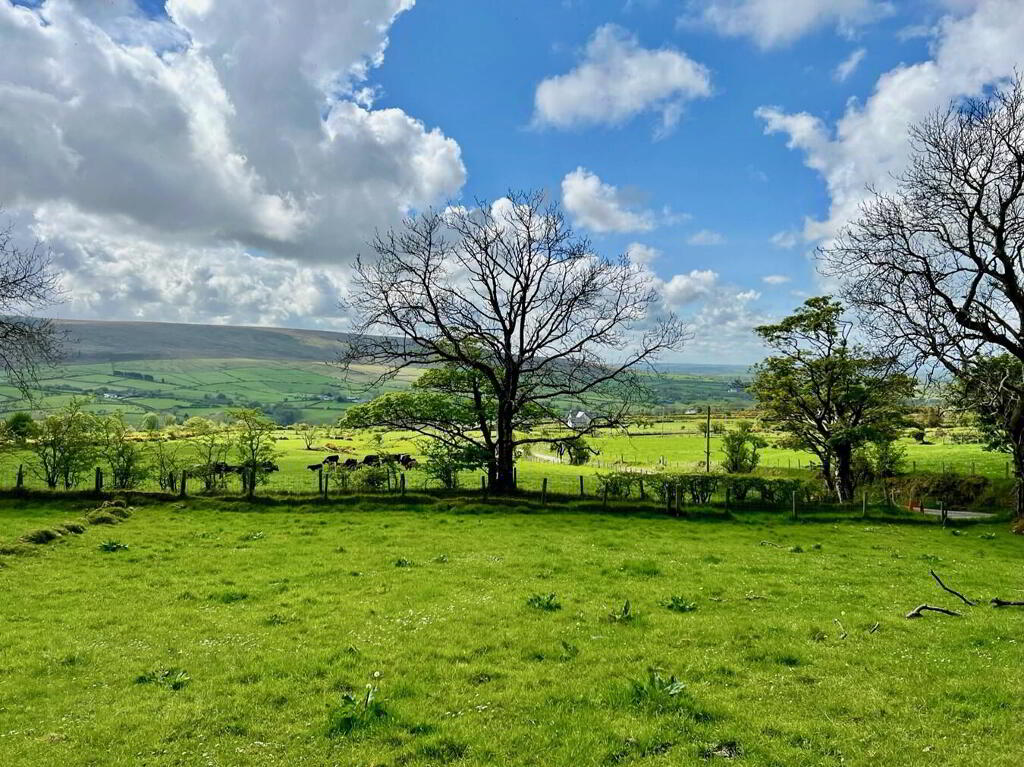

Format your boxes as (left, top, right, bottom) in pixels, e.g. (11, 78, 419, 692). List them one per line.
(86, 511, 120, 526)
(61, 522, 86, 535)
(351, 465, 390, 491)
(20, 528, 62, 545)
(595, 471, 819, 508)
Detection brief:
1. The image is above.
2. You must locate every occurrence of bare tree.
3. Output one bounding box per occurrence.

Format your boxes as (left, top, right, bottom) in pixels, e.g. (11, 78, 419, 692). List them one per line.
(0, 214, 63, 393)
(341, 191, 688, 493)
(821, 77, 1024, 516)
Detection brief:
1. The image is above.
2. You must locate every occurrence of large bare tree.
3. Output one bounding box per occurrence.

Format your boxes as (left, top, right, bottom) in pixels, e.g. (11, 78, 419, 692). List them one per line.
(341, 191, 688, 492)
(0, 214, 63, 394)
(821, 77, 1024, 516)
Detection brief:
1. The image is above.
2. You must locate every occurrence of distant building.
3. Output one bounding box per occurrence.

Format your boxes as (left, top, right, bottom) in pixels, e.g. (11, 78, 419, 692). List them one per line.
(565, 410, 593, 429)
(684, 408, 699, 415)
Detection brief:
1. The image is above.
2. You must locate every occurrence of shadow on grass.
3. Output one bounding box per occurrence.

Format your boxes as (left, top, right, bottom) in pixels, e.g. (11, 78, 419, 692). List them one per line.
(1, 487, 1010, 529)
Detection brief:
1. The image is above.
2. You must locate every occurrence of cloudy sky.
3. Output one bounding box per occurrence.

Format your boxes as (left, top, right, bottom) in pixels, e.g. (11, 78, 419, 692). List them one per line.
(2, 0, 1023, 363)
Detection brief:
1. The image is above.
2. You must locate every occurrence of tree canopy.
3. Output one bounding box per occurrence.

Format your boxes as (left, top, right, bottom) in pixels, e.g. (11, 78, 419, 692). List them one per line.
(750, 297, 915, 501)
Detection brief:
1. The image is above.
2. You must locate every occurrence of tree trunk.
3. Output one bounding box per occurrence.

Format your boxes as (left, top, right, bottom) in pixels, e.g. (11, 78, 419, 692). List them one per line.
(835, 444, 854, 503)
(494, 437, 516, 493)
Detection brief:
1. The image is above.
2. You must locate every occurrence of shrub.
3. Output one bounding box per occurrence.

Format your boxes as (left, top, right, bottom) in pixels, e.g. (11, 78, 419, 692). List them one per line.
(60, 522, 86, 535)
(86, 511, 119, 526)
(608, 599, 635, 623)
(721, 422, 766, 474)
(20, 528, 61, 545)
(351, 465, 389, 491)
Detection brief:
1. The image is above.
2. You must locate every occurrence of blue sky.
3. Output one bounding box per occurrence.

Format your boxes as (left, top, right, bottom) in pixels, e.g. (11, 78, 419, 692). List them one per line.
(1, 1, 1022, 361)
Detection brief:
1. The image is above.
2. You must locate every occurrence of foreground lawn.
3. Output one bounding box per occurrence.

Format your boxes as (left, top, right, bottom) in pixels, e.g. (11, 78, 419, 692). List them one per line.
(1, 497, 1021, 766)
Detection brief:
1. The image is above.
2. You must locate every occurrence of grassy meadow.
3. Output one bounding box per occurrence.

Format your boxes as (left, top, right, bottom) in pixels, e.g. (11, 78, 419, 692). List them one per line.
(1, 495, 1021, 766)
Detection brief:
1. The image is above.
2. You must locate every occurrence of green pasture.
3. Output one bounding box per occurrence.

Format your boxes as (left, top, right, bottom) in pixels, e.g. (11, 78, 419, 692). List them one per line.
(0, 496, 1021, 766)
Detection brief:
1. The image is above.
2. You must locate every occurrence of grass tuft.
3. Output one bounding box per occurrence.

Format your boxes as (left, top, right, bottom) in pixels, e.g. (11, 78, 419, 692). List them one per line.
(526, 593, 561, 611)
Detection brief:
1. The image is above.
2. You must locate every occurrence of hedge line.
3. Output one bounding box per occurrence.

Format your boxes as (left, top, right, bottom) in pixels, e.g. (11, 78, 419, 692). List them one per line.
(595, 471, 820, 506)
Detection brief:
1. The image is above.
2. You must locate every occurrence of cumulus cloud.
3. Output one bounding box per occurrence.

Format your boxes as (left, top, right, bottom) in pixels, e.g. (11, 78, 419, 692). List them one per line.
(684, 0, 890, 49)
(0, 0, 465, 324)
(686, 229, 725, 246)
(755, 0, 1024, 243)
(761, 274, 791, 285)
(834, 47, 867, 82)
(626, 242, 661, 266)
(534, 24, 711, 137)
(661, 269, 718, 307)
(562, 168, 656, 233)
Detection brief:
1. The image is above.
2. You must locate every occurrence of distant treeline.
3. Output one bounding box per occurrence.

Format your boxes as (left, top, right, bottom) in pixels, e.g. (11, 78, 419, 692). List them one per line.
(112, 370, 155, 382)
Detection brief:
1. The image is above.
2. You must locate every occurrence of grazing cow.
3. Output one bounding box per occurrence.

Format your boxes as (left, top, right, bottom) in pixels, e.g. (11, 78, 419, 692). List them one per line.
(403, 458, 418, 469)
(260, 461, 280, 473)
(362, 454, 381, 466)
(307, 463, 324, 472)
(324, 454, 340, 465)
(343, 458, 359, 469)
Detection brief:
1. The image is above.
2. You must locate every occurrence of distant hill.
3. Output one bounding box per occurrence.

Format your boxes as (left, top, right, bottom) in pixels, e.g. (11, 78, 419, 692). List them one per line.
(54, 319, 353, 364)
(53, 319, 753, 377)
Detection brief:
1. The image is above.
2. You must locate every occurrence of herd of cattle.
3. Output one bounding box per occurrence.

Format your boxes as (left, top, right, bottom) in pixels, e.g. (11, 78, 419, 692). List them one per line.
(306, 453, 418, 472)
(205, 461, 280, 477)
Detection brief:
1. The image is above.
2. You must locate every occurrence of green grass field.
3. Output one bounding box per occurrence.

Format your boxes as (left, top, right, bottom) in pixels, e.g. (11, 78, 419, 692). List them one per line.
(1, 495, 1021, 766)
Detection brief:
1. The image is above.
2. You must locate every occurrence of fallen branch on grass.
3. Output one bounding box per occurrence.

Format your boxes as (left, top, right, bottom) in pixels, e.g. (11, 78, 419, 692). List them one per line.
(906, 604, 961, 619)
(868, 622, 880, 634)
(990, 598, 1024, 608)
(929, 570, 976, 606)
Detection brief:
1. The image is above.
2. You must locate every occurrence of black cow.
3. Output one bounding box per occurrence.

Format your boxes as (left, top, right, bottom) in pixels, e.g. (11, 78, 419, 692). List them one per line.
(261, 461, 280, 473)
(343, 458, 359, 468)
(324, 454, 340, 464)
(362, 455, 381, 466)
(307, 463, 323, 472)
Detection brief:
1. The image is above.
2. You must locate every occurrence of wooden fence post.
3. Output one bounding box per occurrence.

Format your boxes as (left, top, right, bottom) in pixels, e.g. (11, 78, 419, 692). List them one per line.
(179, 469, 187, 498)
(579, 475, 584, 497)
(318, 467, 323, 495)
(94, 467, 103, 494)
(940, 500, 947, 528)
(602, 484, 608, 508)
(664, 483, 671, 513)
(401, 473, 406, 496)
(16, 464, 23, 489)
(481, 475, 486, 492)
(791, 490, 797, 520)
(862, 490, 867, 519)
(542, 477, 548, 505)
(639, 478, 645, 500)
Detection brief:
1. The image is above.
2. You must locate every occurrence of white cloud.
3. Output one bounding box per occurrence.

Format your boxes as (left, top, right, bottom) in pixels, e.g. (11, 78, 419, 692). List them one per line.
(684, 0, 890, 49)
(771, 230, 799, 249)
(687, 229, 725, 246)
(534, 24, 710, 137)
(661, 269, 718, 307)
(561, 168, 656, 233)
(756, 0, 1024, 243)
(834, 47, 867, 82)
(0, 0, 465, 325)
(762, 274, 791, 285)
(626, 242, 661, 266)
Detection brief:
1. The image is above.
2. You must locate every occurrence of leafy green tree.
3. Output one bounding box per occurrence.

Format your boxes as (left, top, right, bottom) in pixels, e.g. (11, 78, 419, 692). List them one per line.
(5, 412, 34, 443)
(420, 440, 488, 490)
(720, 422, 767, 474)
(295, 422, 320, 450)
(341, 191, 687, 492)
(97, 414, 148, 489)
(141, 413, 162, 433)
(149, 437, 182, 492)
(28, 399, 96, 489)
(564, 436, 592, 466)
(230, 408, 278, 498)
(948, 354, 1024, 474)
(185, 417, 230, 491)
(750, 297, 915, 501)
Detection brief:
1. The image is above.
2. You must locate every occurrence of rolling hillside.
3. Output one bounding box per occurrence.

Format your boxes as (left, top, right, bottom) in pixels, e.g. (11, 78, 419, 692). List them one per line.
(0, 319, 751, 424)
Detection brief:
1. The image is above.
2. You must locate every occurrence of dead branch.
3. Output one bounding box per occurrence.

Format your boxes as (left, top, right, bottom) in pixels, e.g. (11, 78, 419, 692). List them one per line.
(905, 604, 962, 619)
(833, 618, 848, 639)
(868, 622, 880, 634)
(990, 598, 1024, 608)
(929, 569, 977, 606)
